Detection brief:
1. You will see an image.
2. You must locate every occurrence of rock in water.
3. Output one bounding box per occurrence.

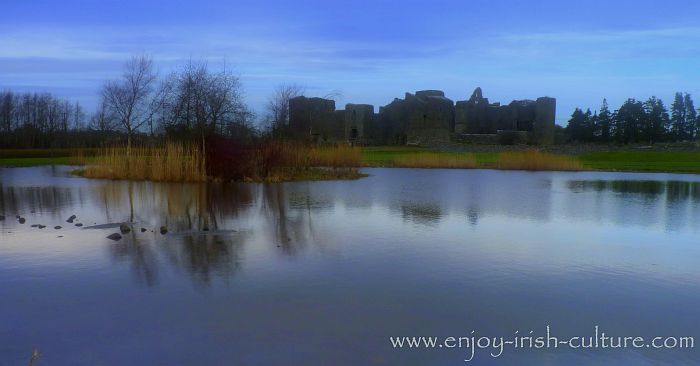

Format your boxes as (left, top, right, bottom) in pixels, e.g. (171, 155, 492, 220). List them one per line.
(66, 215, 77, 223)
(140, 228, 147, 232)
(31, 224, 39, 228)
(75, 223, 83, 227)
(119, 223, 131, 234)
(18, 217, 26, 224)
(38, 225, 46, 229)
(54, 226, 62, 230)
(106, 233, 122, 241)
(159, 226, 168, 235)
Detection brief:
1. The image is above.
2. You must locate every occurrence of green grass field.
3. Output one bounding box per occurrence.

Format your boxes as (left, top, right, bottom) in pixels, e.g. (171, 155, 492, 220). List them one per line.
(362, 147, 700, 173)
(578, 151, 700, 173)
(0, 148, 91, 167)
(0, 157, 74, 167)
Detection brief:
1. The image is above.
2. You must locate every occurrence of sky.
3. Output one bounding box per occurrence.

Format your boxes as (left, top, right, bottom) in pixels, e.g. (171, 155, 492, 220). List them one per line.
(1, 0, 700, 125)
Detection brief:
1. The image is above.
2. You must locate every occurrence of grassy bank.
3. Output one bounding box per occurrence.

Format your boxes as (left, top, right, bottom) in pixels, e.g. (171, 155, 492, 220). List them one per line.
(3, 145, 700, 176)
(0, 148, 93, 167)
(579, 151, 700, 173)
(0, 156, 74, 167)
(361, 147, 582, 171)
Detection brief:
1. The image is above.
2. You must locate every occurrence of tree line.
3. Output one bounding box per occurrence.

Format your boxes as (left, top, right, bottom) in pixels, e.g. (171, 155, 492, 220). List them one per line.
(566, 94, 699, 144)
(1, 55, 257, 149)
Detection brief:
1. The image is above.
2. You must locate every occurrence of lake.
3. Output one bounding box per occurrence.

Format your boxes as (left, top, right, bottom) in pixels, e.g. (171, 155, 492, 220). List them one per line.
(1, 166, 699, 365)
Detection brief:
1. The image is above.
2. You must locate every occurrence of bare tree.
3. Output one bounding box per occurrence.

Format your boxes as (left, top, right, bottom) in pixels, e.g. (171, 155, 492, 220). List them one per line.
(89, 100, 115, 132)
(101, 55, 160, 152)
(265, 84, 305, 137)
(160, 60, 248, 143)
(73, 101, 85, 130)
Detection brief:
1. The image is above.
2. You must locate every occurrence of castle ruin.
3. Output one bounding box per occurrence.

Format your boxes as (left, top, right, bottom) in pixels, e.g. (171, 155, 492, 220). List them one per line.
(288, 87, 555, 145)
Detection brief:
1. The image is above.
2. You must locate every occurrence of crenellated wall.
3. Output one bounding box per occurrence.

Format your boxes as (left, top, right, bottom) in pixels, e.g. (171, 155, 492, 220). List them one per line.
(287, 87, 555, 145)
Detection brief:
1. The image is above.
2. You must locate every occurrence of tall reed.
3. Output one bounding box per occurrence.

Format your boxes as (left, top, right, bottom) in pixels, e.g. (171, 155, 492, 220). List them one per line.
(494, 150, 583, 171)
(81, 142, 207, 182)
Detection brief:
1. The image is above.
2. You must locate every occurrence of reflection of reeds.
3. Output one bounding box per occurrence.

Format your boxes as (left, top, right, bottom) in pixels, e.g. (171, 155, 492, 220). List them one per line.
(494, 150, 583, 171)
(81, 142, 207, 182)
(392, 153, 478, 169)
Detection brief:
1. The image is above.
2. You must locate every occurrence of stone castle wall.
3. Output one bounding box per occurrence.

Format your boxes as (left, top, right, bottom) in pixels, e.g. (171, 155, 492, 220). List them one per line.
(288, 88, 555, 145)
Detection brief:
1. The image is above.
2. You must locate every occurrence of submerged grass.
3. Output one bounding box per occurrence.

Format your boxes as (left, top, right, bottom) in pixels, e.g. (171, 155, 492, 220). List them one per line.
(80, 143, 207, 182)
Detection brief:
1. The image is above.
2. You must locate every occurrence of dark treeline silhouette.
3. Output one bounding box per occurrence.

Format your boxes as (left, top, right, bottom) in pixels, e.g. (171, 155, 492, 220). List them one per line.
(1, 55, 258, 149)
(566, 94, 700, 144)
(0, 90, 114, 148)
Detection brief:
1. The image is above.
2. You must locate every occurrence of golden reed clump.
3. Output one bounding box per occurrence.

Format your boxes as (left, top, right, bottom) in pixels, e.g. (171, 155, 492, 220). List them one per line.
(494, 150, 583, 171)
(80, 142, 207, 182)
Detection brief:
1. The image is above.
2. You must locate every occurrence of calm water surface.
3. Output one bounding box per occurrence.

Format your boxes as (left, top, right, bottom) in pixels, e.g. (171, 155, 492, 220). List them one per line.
(1, 166, 699, 365)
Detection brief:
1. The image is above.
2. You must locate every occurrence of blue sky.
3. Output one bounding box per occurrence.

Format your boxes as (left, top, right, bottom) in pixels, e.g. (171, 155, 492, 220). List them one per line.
(1, 0, 700, 125)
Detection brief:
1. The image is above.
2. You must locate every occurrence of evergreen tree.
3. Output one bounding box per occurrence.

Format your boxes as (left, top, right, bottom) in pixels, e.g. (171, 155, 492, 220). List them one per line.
(597, 99, 613, 142)
(591, 111, 600, 140)
(566, 108, 587, 142)
(643, 97, 669, 144)
(581, 108, 595, 141)
(615, 99, 645, 143)
(684, 93, 697, 141)
(670, 92, 686, 141)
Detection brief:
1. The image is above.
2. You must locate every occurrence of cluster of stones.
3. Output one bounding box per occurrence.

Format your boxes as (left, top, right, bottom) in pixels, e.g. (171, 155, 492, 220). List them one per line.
(2, 211, 170, 241)
(288, 87, 556, 145)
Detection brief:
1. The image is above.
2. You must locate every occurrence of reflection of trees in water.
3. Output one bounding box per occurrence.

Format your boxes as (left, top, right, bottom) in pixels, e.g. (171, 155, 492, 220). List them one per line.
(567, 180, 700, 201)
(466, 207, 479, 226)
(566, 179, 700, 231)
(399, 203, 442, 227)
(110, 231, 158, 286)
(260, 184, 318, 256)
(568, 180, 666, 201)
(109, 231, 247, 287)
(97, 181, 256, 286)
(94, 181, 254, 231)
(161, 233, 245, 285)
(104, 181, 323, 286)
(0, 185, 76, 219)
(666, 181, 700, 204)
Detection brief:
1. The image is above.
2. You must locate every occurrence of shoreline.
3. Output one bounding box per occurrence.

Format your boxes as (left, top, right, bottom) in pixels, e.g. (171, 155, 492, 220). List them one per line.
(3, 144, 700, 179)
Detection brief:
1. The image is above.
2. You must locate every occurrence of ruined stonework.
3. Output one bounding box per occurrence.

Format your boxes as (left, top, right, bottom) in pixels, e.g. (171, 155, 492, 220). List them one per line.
(455, 87, 491, 134)
(376, 90, 454, 145)
(288, 96, 338, 142)
(405, 91, 455, 145)
(534, 97, 556, 145)
(287, 87, 556, 145)
(454, 88, 556, 145)
(344, 104, 374, 144)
